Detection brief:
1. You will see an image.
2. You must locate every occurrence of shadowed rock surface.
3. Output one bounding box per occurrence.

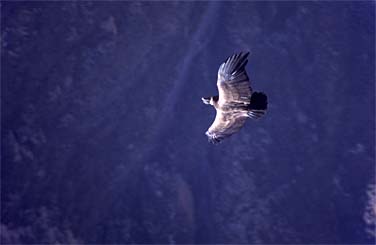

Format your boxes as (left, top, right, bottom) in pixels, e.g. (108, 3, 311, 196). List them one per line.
(1, 1, 375, 244)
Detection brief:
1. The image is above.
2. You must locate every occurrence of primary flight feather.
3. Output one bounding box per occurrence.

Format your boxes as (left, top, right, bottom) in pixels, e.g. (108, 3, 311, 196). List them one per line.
(202, 52, 268, 144)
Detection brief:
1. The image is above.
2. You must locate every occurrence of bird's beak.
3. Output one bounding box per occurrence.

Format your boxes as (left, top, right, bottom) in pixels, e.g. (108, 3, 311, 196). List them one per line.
(202, 97, 211, 105)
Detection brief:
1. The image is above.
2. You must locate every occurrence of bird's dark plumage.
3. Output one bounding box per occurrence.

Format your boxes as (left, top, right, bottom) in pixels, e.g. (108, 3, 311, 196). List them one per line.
(202, 52, 268, 144)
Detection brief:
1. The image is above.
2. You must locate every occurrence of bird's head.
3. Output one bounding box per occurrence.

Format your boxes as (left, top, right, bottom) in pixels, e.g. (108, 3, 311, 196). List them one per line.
(202, 96, 219, 106)
(201, 97, 211, 105)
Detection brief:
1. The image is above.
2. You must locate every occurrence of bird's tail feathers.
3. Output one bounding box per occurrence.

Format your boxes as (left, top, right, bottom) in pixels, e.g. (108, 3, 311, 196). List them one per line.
(247, 92, 268, 119)
(249, 92, 268, 110)
(247, 110, 266, 119)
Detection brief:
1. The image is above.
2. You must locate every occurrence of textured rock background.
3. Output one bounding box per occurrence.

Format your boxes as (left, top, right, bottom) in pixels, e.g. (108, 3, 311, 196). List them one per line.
(1, 1, 375, 244)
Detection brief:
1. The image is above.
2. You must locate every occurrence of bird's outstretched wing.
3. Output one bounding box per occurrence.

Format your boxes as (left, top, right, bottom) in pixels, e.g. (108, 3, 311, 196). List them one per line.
(206, 110, 247, 144)
(217, 52, 252, 106)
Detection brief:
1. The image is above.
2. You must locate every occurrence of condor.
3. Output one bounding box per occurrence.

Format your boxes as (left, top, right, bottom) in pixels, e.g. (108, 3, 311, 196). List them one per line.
(202, 52, 268, 144)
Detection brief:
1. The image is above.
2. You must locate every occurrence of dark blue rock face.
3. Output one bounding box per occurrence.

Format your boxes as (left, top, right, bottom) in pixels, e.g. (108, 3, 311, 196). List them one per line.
(1, 1, 375, 244)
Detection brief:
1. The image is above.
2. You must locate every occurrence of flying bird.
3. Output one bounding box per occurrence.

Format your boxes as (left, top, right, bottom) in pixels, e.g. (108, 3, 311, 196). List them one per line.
(202, 52, 268, 144)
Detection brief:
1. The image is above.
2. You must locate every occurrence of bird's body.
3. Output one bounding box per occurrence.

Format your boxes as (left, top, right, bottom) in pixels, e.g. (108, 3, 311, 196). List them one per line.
(202, 52, 268, 144)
